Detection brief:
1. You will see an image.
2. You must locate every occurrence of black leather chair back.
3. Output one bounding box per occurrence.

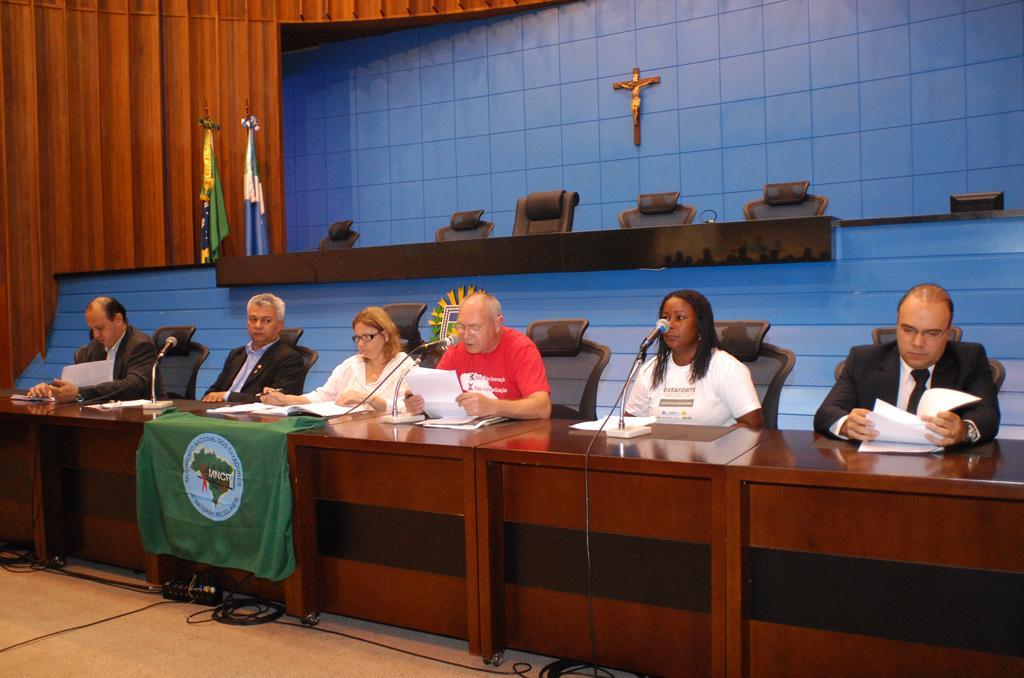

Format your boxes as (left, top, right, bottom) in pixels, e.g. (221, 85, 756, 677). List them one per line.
(527, 318, 610, 420)
(743, 181, 828, 220)
(715, 320, 795, 429)
(512, 189, 580, 235)
(619, 192, 696, 228)
(319, 220, 359, 249)
(382, 303, 428, 352)
(436, 209, 495, 241)
(153, 325, 208, 400)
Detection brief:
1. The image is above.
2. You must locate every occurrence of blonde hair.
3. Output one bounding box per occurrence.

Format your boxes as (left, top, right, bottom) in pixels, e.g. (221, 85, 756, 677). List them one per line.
(352, 306, 401, 361)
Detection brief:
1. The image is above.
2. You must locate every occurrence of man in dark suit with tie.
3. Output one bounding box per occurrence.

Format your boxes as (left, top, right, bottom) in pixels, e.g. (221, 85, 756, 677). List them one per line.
(26, 297, 158, 403)
(814, 283, 1000, 446)
(202, 293, 306, 403)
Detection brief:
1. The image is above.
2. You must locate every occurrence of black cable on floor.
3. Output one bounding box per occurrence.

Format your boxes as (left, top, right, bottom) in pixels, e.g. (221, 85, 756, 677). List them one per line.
(275, 618, 533, 676)
(0, 600, 178, 654)
(0, 544, 160, 593)
(538, 659, 617, 677)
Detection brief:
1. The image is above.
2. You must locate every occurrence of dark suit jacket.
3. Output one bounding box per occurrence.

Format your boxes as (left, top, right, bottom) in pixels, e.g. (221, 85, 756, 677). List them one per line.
(74, 325, 158, 402)
(203, 341, 306, 403)
(814, 341, 1001, 443)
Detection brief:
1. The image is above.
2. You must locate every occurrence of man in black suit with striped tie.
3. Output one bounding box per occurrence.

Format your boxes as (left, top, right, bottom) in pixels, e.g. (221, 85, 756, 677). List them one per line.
(814, 283, 1000, 446)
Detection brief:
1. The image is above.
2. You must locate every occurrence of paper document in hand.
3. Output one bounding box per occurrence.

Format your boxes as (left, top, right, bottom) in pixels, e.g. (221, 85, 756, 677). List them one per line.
(61, 360, 114, 387)
(859, 389, 981, 453)
(405, 366, 470, 418)
(571, 416, 657, 431)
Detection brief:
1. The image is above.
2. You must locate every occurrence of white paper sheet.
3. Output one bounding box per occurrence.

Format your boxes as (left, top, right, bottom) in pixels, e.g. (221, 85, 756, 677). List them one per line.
(88, 399, 151, 410)
(208, 401, 369, 417)
(404, 367, 470, 418)
(858, 388, 982, 453)
(60, 360, 114, 387)
(418, 416, 507, 430)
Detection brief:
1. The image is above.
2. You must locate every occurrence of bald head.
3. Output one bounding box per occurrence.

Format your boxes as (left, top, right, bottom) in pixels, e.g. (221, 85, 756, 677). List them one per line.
(897, 283, 953, 319)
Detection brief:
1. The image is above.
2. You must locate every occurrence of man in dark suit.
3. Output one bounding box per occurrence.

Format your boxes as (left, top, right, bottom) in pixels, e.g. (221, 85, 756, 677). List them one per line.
(27, 297, 157, 403)
(202, 293, 306, 403)
(815, 283, 1000, 446)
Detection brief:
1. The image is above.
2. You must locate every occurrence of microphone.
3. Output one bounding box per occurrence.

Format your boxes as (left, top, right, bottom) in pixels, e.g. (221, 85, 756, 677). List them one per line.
(156, 335, 178, 360)
(638, 319, 669, 353)
(414, 334, 460, 352)
(146, 335, 178, 411)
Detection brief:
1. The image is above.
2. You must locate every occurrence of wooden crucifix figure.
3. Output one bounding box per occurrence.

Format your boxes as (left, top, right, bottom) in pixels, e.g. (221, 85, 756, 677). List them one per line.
(613, 67, 661, 145)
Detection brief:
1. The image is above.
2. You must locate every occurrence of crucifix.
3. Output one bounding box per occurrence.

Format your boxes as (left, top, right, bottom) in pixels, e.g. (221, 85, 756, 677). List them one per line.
(613, 67, 661, 145)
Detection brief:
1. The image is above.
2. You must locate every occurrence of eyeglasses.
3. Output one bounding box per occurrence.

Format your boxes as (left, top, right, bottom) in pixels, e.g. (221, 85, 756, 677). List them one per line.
(898, 325, 948, 340)
(452, 323, 486, 335)
(352, 331, 381, 344)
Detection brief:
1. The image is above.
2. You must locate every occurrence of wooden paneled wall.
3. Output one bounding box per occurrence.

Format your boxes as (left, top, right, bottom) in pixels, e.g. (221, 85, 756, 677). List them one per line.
(0, 0, 285, 385)
(0, 0, 569, 387)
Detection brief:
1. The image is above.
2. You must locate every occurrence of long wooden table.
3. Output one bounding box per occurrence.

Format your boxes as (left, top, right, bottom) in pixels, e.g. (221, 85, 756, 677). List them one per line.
(3, 395, 1022, 676)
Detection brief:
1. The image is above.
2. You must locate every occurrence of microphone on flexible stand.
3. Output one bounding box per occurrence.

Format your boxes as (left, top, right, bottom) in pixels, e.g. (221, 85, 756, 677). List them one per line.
(606, 319, 669, 439)
(144, 335, 177, 411)
(381, 334, 461, 424)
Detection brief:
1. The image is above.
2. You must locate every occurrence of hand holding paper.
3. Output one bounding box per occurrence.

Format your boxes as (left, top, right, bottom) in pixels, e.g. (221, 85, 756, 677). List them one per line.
(859, 388, 980, 453)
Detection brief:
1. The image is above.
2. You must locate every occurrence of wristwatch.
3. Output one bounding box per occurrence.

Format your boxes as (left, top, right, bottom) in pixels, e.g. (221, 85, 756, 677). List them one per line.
(963, 419, 981, 444)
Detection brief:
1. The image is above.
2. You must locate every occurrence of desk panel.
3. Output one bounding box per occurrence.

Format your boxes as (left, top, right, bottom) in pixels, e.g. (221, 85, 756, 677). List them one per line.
(478, 422, 763, 676)
(727, 430, 1024, 676)
(0, 411, 34, 545)
(288, 417, 547, 651)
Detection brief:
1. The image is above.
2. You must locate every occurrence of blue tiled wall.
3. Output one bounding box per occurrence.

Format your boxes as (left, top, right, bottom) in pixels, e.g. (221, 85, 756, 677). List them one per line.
(283, 0, 1024, 250)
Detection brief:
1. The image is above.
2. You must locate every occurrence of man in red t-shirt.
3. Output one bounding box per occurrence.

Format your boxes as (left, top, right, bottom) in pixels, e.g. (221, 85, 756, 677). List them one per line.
(405, 292, 551, 419)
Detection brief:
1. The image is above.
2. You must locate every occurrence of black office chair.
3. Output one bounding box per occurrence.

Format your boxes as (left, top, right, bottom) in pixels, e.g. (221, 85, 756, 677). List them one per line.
(512, 189, 580, 235)
(715, 320, 795, 429)
(382, 302, 428, 352)
(435, 210, 494, 242)
(526, 318, 610, 420)
(319, 220, 359, 250)
(743, 181, 828, 220)
(277, 327, 318, 382)
(618, 191, 697, 229)
(153, 326, 209, 400)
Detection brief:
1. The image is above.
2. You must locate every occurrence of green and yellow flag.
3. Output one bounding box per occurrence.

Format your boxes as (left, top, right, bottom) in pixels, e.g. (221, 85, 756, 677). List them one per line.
(198, 117, 229, 263)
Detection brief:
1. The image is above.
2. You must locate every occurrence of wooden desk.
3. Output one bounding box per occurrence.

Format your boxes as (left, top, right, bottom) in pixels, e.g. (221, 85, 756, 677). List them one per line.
(0, 397, 312, 616)
(726, 430, 1024, 676)
(0, 397, 179, 571)
(286, 417, 547, 650)
(475, 421, 764, 676)
(0, 399, 43, 547)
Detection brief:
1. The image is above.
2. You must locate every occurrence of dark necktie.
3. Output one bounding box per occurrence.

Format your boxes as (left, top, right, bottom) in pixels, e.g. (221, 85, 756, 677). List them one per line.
(907, 368, 930, 414)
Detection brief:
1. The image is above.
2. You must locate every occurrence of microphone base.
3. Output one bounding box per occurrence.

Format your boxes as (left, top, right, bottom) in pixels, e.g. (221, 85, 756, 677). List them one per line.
(381, 413, 426, 424)
(605, 425, 651, 439)
(143, 400, 174, 411)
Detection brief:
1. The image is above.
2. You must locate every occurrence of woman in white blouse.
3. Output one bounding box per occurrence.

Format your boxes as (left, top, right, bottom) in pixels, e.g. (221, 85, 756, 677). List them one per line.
(625, 289, 764, 428)
(262, 306, 408, 412)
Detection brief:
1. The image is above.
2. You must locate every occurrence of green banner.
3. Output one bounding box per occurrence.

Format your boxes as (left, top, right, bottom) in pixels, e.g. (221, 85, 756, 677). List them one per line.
(136, 411, 324, 581)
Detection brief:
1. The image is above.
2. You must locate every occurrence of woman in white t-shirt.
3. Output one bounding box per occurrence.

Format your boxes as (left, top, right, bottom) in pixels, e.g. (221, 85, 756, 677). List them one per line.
(626, 290, 764, 428)
(262, 306, 408, 412)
